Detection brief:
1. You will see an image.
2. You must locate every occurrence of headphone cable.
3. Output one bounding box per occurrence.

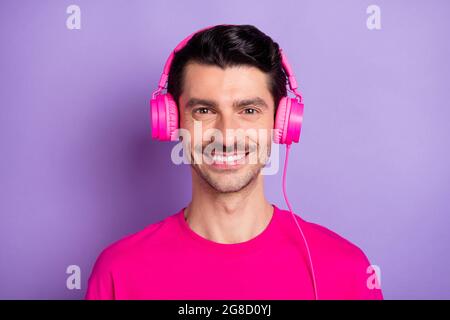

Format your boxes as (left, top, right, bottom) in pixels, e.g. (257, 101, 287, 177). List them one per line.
(282, 143, 318, 300)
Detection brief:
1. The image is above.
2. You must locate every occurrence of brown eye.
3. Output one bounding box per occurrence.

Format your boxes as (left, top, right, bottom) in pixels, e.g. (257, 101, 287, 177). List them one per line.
(192, 107, 216, 120)
(194, 107, 210, 114)
(243, 108, 258, 115)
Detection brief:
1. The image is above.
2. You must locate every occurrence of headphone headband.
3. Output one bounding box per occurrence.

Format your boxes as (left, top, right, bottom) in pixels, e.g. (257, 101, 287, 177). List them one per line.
(152, 24, 303, 103)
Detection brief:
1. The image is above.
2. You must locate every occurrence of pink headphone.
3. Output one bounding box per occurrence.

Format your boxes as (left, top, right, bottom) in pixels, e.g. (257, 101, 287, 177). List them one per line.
(150, 24, 304, 146)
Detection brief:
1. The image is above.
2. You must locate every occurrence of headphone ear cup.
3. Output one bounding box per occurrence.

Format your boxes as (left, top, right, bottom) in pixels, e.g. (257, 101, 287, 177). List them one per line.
(150, 94, 179, 141)
(285, 98, 304, 144)
(274, 97, 304, 144)
(274, 97, 289, 144)
(164, 93, 179, 141)
(150, 95, 160, 139)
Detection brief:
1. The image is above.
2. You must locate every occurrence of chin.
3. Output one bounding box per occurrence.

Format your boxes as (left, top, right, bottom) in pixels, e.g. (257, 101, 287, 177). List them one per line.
(201, 166, 262, 193)
(208, 181, 251, 193)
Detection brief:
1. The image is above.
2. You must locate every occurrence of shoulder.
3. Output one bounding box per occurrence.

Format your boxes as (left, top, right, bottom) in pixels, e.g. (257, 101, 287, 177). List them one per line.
(85, 212, 180, 299)
(278, 208, 370, 265)
(276, 206, 383, 299)
(88, 214, 175, 275)
(306, 218, 369, 264)
(277, 207, 370, 263)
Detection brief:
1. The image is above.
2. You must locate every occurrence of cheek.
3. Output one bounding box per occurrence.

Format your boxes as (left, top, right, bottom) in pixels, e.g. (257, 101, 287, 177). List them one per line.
(178, 113, 199, 143)
(250, 117, 275, 145)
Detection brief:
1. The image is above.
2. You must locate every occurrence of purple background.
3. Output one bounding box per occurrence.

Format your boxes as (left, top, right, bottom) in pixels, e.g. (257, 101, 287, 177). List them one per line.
(1, 0, 449, 299)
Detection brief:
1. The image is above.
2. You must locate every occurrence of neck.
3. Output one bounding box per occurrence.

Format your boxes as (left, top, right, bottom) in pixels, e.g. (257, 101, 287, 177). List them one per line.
(184, 170, 273, 244)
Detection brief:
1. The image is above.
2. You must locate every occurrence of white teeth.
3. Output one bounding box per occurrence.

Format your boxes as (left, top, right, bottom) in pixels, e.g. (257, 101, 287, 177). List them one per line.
(212, 153, 246, 163)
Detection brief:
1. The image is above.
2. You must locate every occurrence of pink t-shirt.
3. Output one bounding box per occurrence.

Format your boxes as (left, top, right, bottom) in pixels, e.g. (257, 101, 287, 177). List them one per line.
(85, 204, 383, 300)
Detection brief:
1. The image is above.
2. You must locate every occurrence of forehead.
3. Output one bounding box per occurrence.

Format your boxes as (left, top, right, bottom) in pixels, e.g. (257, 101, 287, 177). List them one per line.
(181, 62, 272, 101)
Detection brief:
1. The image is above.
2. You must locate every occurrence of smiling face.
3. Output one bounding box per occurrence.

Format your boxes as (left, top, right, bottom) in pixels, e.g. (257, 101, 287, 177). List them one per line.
(178, 62, 275, 193)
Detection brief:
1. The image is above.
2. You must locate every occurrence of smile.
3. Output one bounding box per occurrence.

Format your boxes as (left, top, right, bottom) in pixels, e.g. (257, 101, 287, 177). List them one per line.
(211, 153, 247, 163)
(205, 151, 250, 169)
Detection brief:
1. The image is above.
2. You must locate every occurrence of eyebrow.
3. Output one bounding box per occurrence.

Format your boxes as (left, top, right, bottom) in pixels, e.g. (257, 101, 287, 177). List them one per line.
(185, 97, 269, 110)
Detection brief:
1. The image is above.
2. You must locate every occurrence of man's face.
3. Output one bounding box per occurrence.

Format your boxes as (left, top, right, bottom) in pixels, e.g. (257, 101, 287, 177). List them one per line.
(178, 62, 275, 193)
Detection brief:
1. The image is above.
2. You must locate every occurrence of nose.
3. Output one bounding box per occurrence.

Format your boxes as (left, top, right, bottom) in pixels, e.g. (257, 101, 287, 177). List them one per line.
(214, 113, 242, 148)
(215, 110, 239, 130)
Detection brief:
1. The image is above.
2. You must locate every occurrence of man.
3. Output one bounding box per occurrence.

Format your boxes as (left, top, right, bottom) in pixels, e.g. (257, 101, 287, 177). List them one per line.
(86, 24, 383, 300)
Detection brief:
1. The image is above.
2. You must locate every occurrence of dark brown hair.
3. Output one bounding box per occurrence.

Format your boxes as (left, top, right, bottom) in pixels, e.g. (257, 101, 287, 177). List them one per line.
(167, 24, 287, 119)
